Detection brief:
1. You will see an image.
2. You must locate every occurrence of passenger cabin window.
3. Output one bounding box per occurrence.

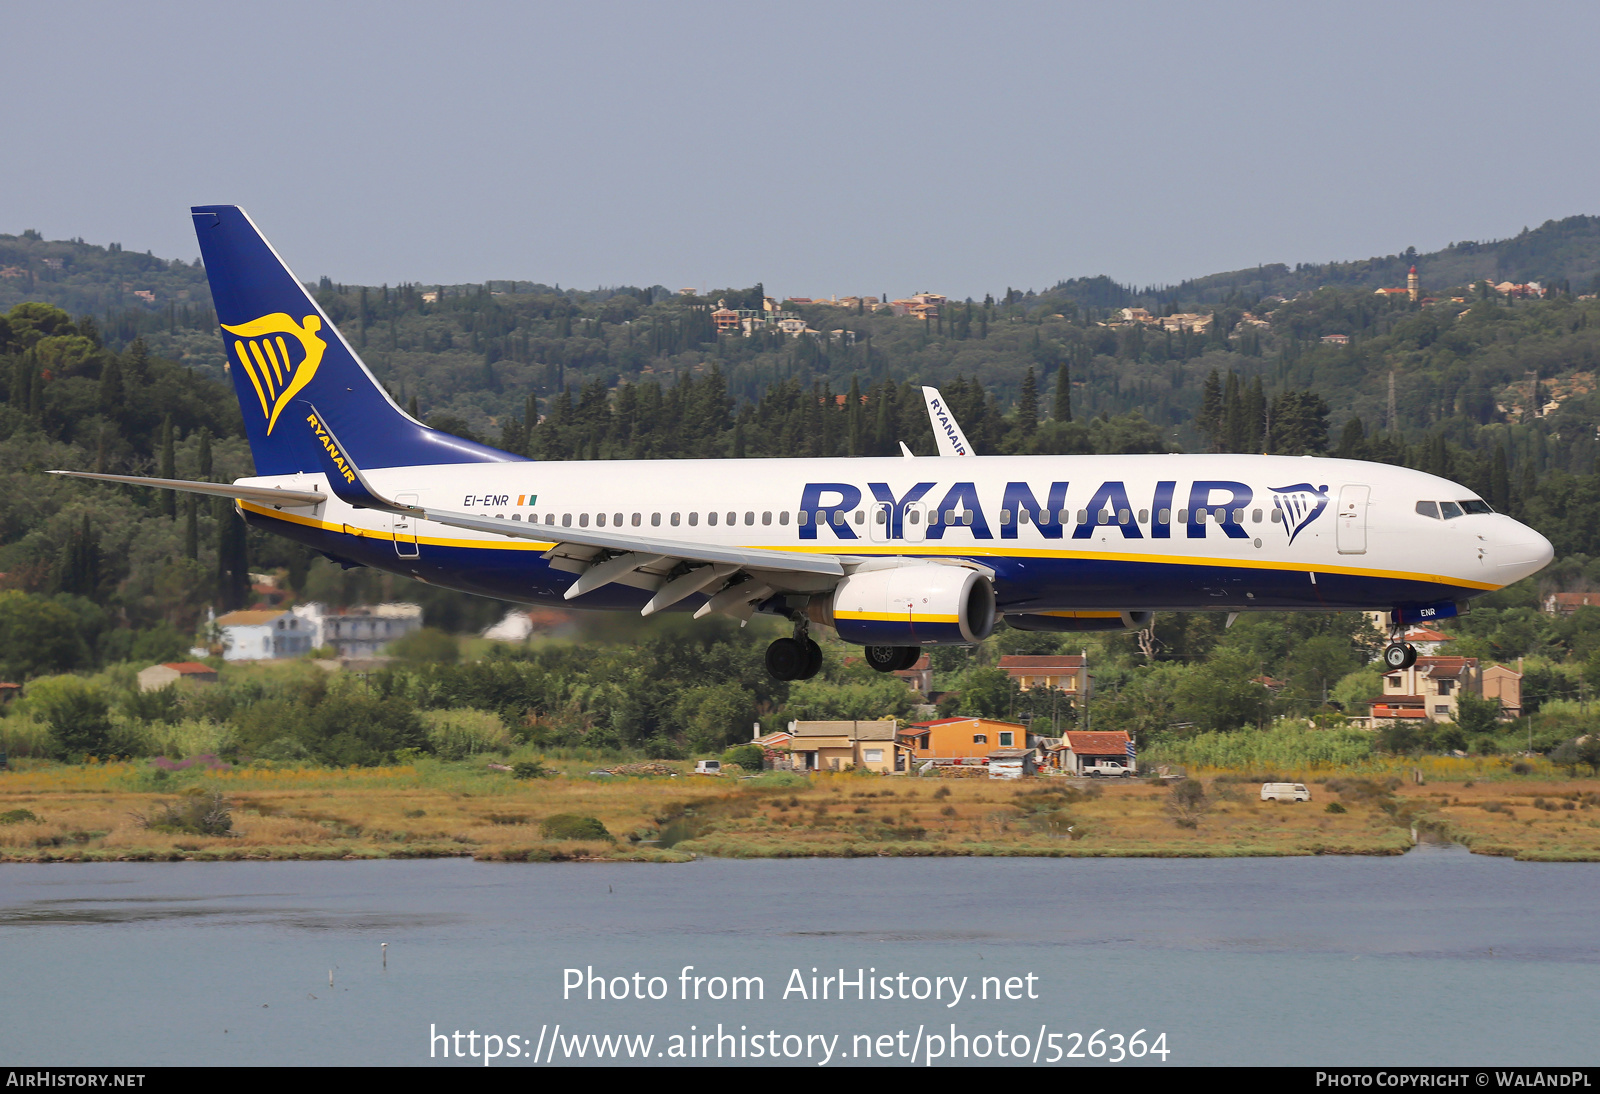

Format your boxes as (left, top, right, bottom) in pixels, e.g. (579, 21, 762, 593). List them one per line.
(579, 513, 590, 527)
(670, 513, 680, 526)
(1416, 501, 1440, 519)
(1270, 509, 1282, 523)
(708, 512, 718, 526)
(688, 513, 698, 526)
(562, 514, 572, 527)
(651, 513, 661, 526)
(632, 513, 641, 527)
(798, 511, 809, 525)
(595, 513, 605, 526)
(727, 512, 736, 525)
(1158, 508, 1171, 524)
(614, 512, 623, 526)
(779, 511, 789, 526)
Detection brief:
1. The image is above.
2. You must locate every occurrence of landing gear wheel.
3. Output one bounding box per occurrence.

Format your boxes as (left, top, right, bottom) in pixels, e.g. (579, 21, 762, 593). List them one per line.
(1383, 642, 1410, 670)
(799, 638, 823, 680)
(894, 646, 922, 671)
(1401, 643, 1417, 668)
(865, 646, 904, 673)
(765, 637, 806, 681)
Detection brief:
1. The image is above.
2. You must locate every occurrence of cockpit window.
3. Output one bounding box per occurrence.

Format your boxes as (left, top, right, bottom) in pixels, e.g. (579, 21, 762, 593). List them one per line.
(1460, 499, 1493, 514)
(1439, 501, 1464, 519)
(1415, 501, 1440, 519)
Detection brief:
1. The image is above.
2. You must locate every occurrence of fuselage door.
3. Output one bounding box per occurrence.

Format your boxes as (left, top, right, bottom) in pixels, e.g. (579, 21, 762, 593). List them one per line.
(902, 501, 928, 544)
(869, 501, 892, 543)
(392, 493, 419, 558)
(1336, 484, 1369, 555)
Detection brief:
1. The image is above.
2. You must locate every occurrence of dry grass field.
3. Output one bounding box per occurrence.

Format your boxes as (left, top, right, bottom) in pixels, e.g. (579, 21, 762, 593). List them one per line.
(1, 759, 1598, 863)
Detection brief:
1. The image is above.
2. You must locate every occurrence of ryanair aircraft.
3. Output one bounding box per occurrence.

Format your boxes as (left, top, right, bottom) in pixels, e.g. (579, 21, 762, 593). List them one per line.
(52, 207, 1554, 681)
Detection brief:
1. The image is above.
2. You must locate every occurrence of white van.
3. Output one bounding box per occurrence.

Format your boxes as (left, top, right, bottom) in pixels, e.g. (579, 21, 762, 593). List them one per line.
(1261, 782, 1311, 802)
(693, 760, 722, 776)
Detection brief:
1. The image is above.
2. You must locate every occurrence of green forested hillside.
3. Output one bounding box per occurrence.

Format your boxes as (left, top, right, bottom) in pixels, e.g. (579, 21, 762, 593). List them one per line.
(10, 219, 1600, 761)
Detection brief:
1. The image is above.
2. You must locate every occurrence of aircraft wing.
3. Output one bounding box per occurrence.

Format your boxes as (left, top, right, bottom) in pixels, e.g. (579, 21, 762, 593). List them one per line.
(302, 405, 844, 620)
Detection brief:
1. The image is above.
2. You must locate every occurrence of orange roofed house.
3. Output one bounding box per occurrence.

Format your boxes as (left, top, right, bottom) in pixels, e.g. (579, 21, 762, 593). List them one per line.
(1368, 657, 1480, 724)
(136, 661, 218, 692)
(899, 717, 1028, 764)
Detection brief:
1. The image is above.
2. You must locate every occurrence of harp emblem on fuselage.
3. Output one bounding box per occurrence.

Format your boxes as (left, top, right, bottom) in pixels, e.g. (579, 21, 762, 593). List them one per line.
(1270, 483, 1329, 545)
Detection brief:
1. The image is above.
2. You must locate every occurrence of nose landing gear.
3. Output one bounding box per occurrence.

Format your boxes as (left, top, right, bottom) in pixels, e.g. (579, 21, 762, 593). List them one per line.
(1382, 615, 1417, 669)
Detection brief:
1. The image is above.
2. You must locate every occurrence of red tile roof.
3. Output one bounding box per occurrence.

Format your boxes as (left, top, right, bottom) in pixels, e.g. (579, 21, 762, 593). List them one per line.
(998, 655, 1086, 669)
(1062, 731, 1131, 753)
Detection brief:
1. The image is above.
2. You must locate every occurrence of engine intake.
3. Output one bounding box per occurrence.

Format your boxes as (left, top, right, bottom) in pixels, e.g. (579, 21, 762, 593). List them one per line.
(809, 564, 995, 646)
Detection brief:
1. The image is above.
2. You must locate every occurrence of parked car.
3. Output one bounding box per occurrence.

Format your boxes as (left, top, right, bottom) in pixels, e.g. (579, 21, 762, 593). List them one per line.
(1260, 782, 1311, 802)
(693, 760, 723, 776)
(1081, 760, 1134, 778)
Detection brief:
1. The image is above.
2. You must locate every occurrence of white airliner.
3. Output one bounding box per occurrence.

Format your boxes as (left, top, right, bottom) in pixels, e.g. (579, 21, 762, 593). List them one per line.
(51, 207, 1553, 680)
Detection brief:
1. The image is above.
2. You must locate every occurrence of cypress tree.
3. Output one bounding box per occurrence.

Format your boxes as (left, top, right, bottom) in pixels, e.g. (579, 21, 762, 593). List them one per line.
(1490, 444, 1511, 512)
(1198, 370, 1223, 450)
(1222, 372, 1244, 452)
(1017, 367, 1038, 434)
(159, 416, 176, 517)
(1053, 362, 1072, 422)
(184, 496, 198, 560)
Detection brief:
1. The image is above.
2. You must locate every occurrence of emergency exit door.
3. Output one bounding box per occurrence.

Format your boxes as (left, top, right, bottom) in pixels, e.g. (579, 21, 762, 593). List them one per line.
(1336, 484, 1368, 555)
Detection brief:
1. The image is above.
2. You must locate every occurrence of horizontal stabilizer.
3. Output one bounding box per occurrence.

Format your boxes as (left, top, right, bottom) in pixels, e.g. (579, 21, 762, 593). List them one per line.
(47, 470, 325, 508)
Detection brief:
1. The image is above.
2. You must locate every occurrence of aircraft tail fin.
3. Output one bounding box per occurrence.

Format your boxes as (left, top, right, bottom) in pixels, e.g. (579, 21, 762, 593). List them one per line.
(921, 386, 975, 457)
(191, 205, 526, 475)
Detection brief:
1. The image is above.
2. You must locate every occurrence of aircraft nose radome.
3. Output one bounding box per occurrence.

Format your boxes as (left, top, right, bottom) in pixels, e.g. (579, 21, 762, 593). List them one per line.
(1495, 522, 1554, 585)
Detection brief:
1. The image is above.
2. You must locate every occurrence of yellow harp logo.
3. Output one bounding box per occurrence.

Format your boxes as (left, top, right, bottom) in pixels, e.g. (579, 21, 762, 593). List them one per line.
(221, 313, 327, 435)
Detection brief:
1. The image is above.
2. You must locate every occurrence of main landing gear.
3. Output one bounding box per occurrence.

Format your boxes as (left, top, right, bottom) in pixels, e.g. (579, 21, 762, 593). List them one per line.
(1382, 616, 1417, 670)
(766, 618, 823, 681)
(864, 645, 921, 673)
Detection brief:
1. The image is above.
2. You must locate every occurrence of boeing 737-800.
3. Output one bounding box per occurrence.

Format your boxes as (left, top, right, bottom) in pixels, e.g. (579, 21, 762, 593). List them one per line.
(50, 207, 1554, 680)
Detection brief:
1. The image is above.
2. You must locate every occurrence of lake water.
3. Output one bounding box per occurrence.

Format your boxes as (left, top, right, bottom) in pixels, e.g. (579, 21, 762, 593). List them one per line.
(1, 846, 1595, 1067)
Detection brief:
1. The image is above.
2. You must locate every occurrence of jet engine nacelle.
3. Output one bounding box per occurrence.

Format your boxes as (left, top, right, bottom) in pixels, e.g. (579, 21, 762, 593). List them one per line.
(1006, 611, 1153, 633)
(809, 564, 996, 646)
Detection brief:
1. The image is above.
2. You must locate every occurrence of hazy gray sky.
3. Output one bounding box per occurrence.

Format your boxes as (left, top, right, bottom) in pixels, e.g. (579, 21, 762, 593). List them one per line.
(7, 1, 1597, 299)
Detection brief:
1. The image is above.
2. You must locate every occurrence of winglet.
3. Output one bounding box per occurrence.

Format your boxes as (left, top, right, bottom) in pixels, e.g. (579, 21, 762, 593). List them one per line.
(898, 441, 916, 458)
(921, 386, 974, 457)
(301, 403, 418, 514)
